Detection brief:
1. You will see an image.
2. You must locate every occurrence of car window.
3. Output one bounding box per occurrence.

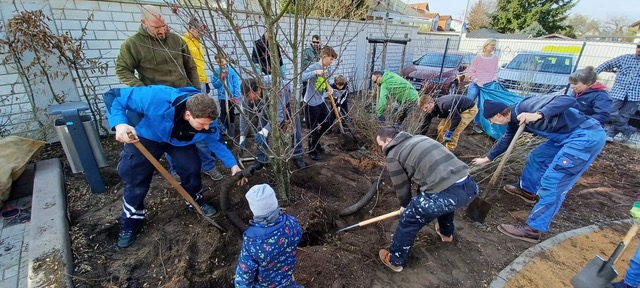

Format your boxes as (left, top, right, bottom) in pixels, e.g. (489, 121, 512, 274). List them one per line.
(462, 54, 473, 65)
(506, 54, 573, 74)
(416, 53, 462, 68)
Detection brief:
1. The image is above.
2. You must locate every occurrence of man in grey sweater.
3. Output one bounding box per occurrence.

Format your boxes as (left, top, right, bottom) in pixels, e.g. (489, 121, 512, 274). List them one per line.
(376, 126, 479, 272)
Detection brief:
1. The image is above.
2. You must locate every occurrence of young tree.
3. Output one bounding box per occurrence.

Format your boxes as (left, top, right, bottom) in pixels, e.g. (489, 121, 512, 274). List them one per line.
(467, 0, 494, 31)
(490, 0, 576, 35)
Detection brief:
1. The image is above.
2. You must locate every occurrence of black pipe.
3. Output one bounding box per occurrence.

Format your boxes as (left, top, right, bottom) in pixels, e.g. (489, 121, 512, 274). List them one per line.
(219, 176, 248, 232)
(338, 167, 385, 216)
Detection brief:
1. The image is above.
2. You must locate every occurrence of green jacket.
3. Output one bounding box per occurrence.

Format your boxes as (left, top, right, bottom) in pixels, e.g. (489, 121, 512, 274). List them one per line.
(302, 46, 320, 70)
(376, 70, 419, 116)
(115, 26, 200, 88)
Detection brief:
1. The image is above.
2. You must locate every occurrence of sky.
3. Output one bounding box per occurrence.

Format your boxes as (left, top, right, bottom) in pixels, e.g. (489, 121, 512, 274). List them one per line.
(402, 0, 640, 23)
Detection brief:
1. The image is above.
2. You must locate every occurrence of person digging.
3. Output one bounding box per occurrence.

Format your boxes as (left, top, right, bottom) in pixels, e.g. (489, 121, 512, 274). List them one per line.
(472, 96, 606, 243)
(376, 126, 479, 272)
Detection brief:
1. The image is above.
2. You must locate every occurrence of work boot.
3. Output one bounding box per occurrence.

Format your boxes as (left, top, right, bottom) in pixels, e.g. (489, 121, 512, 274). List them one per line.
(608, 281, 634, 288)
(503, 185, 538, 204)
(434, 222, 453, 242)
(606, 136, 614, 143)
(620, 133, 632, 143)
(378, 249, 403, 272)
(472, 123, 483, 134)
(316, 144, 326, 154)
(250, 161, 265, 173)
(188, 202, 217, 217)
(309, 151, 322, 161)
(497, 224, 541, 243)
(117, 226, 141, 248)
(293, 157, 306, 169)
(203, 169, 223, 181)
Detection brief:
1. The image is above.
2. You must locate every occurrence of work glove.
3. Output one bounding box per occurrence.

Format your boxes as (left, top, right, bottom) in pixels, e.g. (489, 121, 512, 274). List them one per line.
(444, 130, 454, 142)
(377, 115, 385, 123)
(255, 128, 269, 146)
(631, 201, 640, 225)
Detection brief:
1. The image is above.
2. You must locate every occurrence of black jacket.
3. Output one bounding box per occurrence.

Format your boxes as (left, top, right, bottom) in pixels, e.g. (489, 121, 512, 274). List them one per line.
(421, 95, 476, 134)
(251, 35, 283, 75)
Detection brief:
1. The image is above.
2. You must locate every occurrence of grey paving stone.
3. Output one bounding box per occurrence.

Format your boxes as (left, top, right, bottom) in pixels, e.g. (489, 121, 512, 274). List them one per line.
(4, 274, 17, 287)
(4, 264, 18, 278)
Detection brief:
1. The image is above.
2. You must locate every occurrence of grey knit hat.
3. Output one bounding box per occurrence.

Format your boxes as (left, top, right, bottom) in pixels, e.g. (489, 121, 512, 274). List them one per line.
(245, 184, 279, 218)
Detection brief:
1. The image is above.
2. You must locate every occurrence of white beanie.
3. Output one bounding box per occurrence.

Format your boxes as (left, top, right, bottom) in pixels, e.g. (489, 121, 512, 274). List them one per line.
(245, 184, 279, 218)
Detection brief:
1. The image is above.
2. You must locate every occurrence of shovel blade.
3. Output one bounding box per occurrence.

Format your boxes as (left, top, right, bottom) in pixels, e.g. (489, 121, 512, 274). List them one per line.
(571, 256, 617, 288)
(466, 197, 492, 223)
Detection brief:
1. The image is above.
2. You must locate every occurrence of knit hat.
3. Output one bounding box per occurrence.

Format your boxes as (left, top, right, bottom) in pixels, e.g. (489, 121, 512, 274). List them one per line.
(245, 184, 279, 218)
(483, 99, 508, 119)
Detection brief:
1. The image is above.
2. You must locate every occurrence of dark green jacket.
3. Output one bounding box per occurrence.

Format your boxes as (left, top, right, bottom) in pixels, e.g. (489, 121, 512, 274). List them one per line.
(303, 46, 320, 70)
(115, 26, 200, 88)
(383, 131, 468, 207)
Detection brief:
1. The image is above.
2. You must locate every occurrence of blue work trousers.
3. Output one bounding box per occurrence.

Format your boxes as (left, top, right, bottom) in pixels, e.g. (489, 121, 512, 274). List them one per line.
(607, 97, 639, 138)
(624, 241, 640, 286)
(255, 116, 304, 163)
(389, 176, 479, 266)
(117, 137, 204, 231)
(519, 118, 606, 232)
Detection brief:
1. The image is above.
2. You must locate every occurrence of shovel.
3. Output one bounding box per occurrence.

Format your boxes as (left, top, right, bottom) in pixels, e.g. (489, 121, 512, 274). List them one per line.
(127, 133, 227, 232)
(571, 224, 639, 288)
(338, 210, 401, 233)
(466, 123, 526, 223)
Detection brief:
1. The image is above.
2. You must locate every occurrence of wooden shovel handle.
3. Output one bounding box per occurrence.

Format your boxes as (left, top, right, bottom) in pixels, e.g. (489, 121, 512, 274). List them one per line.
(488, 123, 526, 187)
(357, 210, 402, 227)
(613, 224, 640, 265)
(127, 133, 204, 216)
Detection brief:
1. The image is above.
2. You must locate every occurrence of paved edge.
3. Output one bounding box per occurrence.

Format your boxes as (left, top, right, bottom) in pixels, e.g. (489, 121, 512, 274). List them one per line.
(28, 158, 74, 288)
(489, 219, 632, 288)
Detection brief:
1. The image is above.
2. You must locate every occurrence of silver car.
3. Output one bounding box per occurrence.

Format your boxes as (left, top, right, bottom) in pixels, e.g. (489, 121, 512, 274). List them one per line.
(498, 52, 576, 97)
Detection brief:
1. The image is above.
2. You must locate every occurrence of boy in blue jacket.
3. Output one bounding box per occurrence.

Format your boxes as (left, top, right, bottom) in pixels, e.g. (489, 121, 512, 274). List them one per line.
(212, 55, 241, 139)
(472, 95, 606, 243)
(105, 85, 242, 248)
(234, 184, 302, 287)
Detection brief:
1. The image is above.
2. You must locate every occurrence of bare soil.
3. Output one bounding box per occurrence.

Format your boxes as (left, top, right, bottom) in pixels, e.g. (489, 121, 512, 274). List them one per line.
(34, 127, 640, 288)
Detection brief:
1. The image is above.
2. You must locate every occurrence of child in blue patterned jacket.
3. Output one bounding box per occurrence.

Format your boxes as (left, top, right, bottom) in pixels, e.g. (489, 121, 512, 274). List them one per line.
(234, 184, 303, 287)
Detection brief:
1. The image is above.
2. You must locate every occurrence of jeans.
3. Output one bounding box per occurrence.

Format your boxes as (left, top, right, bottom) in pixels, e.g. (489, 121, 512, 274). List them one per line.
(466, 82, 483, 124)
(389, 176, 479, 266)
(624, 241, 640, 286)
(167, 140, 217, 174)
(117, 137, 205, 231)
(607, 97, 639, 137)
(519, 118, 606, 232)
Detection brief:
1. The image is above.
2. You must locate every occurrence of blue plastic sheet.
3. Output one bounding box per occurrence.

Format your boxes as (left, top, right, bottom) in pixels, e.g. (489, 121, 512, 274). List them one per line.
(477, 82, 524, 140)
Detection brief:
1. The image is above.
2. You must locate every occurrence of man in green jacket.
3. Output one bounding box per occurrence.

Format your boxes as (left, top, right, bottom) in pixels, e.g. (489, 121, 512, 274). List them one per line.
(115, 5, 200, 89)
(375, 126, 478, 272)
(371, 70, 419, 125)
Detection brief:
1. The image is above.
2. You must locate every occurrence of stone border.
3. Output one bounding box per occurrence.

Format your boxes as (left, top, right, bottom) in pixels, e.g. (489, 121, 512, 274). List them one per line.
(28, 158, 74, 288)
(489, 219, 632, 287)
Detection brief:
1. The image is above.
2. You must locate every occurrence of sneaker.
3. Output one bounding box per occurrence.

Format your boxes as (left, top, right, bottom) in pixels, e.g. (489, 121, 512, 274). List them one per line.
(608, 281, 634, 288)
(309, 152, 322, 161)
(203, 169, 223, 181)
(503, 185, 538, 204)
(620, 134, 632, 143)
(434, 222, 453, 242)
(293, 157, 306, 169)
(606, 136, 614, 143)
(497, 224, 541, 243)
(117, 227, 140, 248)
(472, 124, 483, 134)
(189, 202, 217, 217)
(378, 249, 403, 272)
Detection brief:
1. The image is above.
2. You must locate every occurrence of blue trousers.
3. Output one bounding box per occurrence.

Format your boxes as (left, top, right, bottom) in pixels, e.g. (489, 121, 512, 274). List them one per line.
(519, 119, 606, 232)
(118, 137, 204, 231)
(255, 115, 304, 163)
(167, 141, 217, 174)
(467, 82, 489, 124)
(624, 241, 640, 286)
(389, 176, 479, 266)
(607, 97, 639, 138)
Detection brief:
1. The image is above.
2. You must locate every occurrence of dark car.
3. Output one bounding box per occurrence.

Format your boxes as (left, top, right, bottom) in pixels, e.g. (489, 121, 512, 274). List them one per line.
(401, 51, 474, 95)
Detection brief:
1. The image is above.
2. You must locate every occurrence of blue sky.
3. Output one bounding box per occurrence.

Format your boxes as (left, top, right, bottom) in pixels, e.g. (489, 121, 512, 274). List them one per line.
(402, 0, 640, 22)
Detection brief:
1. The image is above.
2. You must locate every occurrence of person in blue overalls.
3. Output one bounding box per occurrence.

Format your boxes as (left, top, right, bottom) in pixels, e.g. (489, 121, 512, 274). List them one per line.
(472, 95, 606, 243)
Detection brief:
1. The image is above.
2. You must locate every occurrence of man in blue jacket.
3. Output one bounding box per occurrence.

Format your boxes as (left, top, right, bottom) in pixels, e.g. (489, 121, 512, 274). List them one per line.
(472, 95, 606, 243)
(105, 85, 242, 248)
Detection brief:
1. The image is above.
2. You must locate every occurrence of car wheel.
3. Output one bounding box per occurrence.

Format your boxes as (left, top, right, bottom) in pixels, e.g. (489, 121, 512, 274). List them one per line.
(448, 82, 458, 95)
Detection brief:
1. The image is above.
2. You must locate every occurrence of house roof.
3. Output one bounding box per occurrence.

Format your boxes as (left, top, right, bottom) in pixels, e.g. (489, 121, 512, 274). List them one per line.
(537, 33, 574, 40)
(439, 15, 451, 20)
(467, 28, 532, 39)
(371, 0, 424, 17)
(630, 20, 640, 28)
(418, 12, 439, 19)
(408, 3, 430, 12)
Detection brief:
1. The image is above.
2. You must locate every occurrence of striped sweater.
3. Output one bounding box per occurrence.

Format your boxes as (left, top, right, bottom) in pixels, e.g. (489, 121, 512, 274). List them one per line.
(383, 132, 469, 207)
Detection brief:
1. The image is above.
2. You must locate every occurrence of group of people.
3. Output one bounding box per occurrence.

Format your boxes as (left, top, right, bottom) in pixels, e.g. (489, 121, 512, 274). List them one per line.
(104, 4, 640, 287)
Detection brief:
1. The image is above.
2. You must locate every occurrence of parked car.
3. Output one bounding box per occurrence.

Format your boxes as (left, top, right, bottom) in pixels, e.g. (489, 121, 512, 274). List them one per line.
(401, 51, 474, 95)
(497, 52, 576, 97)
